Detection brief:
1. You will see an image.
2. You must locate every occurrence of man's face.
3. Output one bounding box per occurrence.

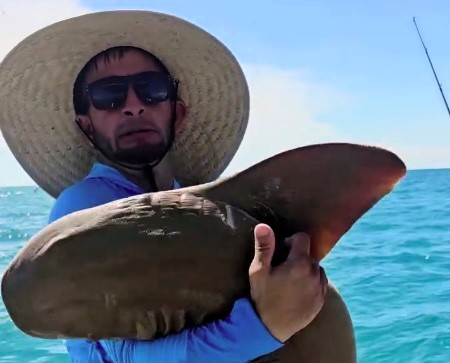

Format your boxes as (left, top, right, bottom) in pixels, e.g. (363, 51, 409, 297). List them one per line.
(76, 49, 185, 166)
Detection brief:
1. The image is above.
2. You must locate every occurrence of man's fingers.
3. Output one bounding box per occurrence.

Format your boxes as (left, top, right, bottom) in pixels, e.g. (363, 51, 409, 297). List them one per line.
(286, 232, 311, 262)
(250, 224, 275, 274)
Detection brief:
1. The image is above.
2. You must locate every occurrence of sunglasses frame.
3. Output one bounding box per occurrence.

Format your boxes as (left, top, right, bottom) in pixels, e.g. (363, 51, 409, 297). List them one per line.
(85, 71, 179, 111)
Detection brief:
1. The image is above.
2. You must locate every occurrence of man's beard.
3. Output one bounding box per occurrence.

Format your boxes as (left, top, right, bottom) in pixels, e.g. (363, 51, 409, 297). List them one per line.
(92, 128, 171, 168)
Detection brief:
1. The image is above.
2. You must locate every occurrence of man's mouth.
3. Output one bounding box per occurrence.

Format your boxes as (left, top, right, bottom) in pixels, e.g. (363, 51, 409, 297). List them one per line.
(120, 129, 156, 138)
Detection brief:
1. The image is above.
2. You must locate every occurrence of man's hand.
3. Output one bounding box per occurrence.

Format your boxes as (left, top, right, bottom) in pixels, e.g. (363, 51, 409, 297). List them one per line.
(248, 223, 328, 343)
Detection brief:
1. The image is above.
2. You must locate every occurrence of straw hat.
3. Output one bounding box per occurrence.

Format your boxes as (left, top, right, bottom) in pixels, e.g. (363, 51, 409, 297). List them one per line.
(0, 10, 249, 198)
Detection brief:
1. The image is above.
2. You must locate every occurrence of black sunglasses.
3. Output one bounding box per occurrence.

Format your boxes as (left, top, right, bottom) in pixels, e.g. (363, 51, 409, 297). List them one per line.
(85, 71, 179, 111)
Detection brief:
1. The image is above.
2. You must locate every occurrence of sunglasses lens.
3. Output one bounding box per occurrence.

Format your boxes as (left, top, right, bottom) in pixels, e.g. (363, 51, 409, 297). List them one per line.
(134, 73, 172, 104)
(89, 83, 127, 110)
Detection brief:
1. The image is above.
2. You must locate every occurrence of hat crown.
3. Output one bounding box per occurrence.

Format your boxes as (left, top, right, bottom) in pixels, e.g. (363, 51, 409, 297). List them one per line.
(0, 10, 249, 197)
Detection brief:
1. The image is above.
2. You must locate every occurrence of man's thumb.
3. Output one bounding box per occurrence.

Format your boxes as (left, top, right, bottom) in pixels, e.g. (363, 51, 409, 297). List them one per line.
(252, 224, 275, 272)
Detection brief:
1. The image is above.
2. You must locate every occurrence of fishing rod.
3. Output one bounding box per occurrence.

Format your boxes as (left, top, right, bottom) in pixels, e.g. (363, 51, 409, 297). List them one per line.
(413, 16, 450, 118)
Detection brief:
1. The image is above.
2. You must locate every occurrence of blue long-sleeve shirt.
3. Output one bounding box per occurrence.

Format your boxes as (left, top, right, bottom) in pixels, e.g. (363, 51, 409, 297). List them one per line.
(48, 162, 283, 363)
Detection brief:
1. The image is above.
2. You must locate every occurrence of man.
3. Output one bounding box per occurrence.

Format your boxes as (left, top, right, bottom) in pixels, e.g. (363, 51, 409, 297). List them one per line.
(0, 10, 327, 363)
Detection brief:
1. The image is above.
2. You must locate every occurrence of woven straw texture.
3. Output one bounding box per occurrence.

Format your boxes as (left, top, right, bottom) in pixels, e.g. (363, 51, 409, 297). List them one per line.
(0, 10, 249, 198)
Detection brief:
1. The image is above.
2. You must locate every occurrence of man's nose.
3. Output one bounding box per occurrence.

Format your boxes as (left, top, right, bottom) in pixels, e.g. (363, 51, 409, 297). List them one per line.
(122, 86, 144, 116)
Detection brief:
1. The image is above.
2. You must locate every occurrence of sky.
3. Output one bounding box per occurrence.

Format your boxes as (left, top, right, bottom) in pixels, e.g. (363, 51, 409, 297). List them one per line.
(1, 0, 450, 186)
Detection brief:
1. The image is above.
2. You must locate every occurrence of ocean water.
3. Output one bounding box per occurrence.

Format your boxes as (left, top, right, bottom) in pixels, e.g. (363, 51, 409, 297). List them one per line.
(0, 169, 449, 363)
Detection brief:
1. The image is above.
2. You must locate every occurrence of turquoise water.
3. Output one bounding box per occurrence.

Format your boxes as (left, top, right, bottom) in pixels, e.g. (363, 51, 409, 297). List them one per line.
(0, 170, 449, 362)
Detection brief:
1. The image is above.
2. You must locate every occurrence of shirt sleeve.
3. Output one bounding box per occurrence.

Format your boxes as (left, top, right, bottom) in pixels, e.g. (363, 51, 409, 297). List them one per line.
(48, 179, 118, 223)
(49, 180, 284, 363)
(99, 298, 282, 363)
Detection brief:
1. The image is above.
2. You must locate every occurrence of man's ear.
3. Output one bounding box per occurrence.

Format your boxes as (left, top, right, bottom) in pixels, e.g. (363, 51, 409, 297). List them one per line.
(174, 99, 188, 134)
(75, 115, 94, 146)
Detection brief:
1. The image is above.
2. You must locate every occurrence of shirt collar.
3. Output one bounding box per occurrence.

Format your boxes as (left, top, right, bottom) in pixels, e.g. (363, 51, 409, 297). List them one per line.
(85, 162, 181, 193)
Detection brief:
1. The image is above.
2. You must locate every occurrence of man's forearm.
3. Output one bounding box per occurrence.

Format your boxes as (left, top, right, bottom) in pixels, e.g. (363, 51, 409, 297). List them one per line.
(99, 297, 283, 363)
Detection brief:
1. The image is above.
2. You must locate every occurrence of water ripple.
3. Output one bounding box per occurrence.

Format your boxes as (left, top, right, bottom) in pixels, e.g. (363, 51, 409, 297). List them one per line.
(0, 172, 449, 362)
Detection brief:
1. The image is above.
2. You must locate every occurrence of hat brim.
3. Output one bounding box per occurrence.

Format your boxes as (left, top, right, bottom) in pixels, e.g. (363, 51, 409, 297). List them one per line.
(0, 10, 249, 197)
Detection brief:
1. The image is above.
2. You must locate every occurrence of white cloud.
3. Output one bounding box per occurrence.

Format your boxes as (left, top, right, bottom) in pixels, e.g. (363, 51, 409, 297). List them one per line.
(225, 64, 357, 174)
(0, 0, 90, 61)
(0, 0, 90, 145)
(224, 63, 450, 174)
(383, 144, 450, 170)
(0, 134, 6, 149)
(0, 149, 35, 186)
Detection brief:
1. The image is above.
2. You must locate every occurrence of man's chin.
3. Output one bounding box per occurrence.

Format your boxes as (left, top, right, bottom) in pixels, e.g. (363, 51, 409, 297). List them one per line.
(113, 145, 169, 167)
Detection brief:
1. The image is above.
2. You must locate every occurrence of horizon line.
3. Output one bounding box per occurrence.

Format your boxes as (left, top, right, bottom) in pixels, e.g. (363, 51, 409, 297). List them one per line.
(1, 166, 449, 189)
